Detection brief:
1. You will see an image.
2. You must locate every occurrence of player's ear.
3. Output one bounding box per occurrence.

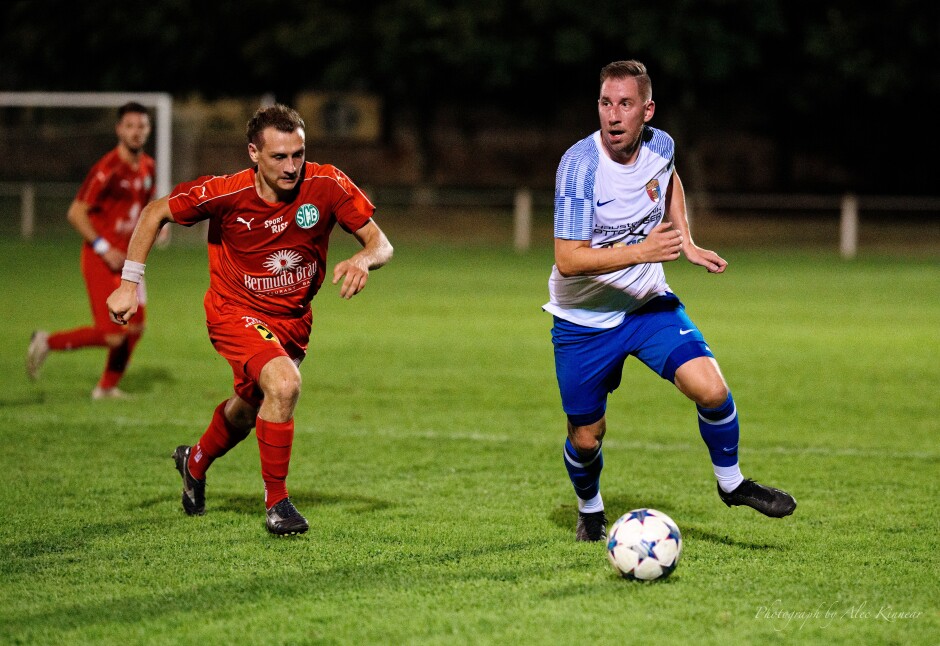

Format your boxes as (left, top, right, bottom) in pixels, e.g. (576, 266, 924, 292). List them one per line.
(644, 100, 655, 123)
(247, 142, 260, 163)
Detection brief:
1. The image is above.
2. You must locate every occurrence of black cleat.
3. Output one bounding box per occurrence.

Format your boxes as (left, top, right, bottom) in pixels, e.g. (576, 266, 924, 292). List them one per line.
(576, 510, 608, 542)
(266, 497, 309, 536)
(172, 445, 206, 516)
(718, 479, 796, 518)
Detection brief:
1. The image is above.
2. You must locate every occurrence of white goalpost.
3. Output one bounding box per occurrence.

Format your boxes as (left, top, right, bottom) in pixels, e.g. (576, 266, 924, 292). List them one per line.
(0, 91, 172, 238)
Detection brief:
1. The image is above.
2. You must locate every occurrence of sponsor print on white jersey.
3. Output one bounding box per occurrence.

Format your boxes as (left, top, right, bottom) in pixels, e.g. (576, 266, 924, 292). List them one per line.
(545, 127, 676, 328)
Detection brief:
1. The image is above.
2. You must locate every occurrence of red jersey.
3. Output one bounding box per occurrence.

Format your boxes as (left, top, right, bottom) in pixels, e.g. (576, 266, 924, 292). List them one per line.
(76, 147, 156, 252)
(169, 162, 375, 317)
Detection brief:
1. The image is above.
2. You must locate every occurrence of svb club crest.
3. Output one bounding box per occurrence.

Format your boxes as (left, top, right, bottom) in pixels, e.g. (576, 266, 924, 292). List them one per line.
(295, 204, 319, 229)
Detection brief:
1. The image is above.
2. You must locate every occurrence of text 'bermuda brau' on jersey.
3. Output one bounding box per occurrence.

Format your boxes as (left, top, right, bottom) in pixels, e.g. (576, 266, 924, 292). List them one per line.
(169, 162, 374, 318)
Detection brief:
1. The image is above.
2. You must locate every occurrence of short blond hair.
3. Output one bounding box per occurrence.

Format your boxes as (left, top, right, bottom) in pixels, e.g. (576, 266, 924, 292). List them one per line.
(599, 60, 652, 102)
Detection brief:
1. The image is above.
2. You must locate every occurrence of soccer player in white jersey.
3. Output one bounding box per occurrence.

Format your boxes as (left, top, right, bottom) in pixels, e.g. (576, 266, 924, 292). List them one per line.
(546, 60, 796, 542)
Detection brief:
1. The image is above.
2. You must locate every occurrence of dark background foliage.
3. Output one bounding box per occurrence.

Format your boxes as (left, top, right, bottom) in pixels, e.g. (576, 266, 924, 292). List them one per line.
(1, 0, 937, 194)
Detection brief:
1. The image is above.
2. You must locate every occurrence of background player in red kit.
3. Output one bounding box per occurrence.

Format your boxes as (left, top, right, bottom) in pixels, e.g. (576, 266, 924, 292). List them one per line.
(27, 102, 156, 399)
(107, 104, 393, 536)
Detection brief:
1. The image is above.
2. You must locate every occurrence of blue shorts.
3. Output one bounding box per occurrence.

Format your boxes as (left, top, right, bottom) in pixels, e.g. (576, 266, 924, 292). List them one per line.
(552, 293, 714, 426)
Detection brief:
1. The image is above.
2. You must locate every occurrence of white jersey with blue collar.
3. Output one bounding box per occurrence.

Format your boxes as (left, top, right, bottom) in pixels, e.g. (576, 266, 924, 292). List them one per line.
(544, 127, 676, 328)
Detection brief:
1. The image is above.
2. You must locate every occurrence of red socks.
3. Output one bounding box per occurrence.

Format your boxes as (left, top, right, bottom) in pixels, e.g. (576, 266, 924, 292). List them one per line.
(188, 401, 252, 480)
(48, 327, 107, 350)
(185, 404, 295, 509)
(97, 333, 141, 390)
(49, 328, 143, 391)
(256, 417, 294, 509)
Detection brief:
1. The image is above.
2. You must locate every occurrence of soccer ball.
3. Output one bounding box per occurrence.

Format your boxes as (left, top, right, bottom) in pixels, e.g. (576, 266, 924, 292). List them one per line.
(606, 508, 682, 581)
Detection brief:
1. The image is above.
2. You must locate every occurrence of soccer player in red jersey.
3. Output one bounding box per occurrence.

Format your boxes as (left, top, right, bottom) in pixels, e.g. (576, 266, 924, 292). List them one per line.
(107, 104, 393, 536)
(27, 102, 156, 399)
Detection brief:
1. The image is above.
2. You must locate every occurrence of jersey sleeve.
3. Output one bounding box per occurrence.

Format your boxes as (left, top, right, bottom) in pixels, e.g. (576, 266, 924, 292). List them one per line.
(143, 156, 156, 203)
(644, 127, 675, 165)
(327, 166, 375, 233)
(553, 137, 598, 241)
(167, 175, 223, 227)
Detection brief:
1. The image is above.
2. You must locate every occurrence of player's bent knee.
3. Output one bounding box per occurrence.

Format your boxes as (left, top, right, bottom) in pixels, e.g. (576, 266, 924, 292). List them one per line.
(262, 375, 300, 405)
(675, 373, 727, 408)
(567, 410, 606, 452)
(103, 332, 128, 348)
(569, 433, 602, 454)
(694, 383, 729, 409)
(259, 359, 302, 406)
(673, 355, 728, 407)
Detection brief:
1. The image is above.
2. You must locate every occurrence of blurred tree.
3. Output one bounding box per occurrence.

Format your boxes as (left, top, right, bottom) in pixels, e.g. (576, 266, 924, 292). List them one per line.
(1, 0, 935, 192)
(234, 0, 795, 184)
(777, 0, 939, 192)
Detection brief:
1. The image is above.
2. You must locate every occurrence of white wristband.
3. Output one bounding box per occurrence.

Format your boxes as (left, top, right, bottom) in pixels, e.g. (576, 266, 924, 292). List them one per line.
(92, 237, 111, 256)
(121, 260, 146, 284)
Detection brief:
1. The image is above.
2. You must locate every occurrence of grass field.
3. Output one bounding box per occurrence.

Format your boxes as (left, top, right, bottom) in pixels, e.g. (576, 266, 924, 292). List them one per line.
(0, 231, 937, 645)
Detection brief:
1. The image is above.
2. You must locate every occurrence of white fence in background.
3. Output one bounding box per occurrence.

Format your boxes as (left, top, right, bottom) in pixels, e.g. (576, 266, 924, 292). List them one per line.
(684, 192, 940, 259)
(2, 182, 937, 257)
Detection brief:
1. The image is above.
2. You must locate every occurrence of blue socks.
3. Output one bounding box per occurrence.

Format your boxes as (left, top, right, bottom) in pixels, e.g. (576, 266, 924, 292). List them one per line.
(563, 394, 744, 504)
(697, 393, 744, 492)
(564, 438, 604, 512)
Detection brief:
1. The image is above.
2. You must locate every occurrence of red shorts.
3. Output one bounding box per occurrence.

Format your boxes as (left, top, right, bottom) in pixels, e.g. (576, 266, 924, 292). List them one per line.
(81, 245, 147, 332)
(204, 290, 312, 407)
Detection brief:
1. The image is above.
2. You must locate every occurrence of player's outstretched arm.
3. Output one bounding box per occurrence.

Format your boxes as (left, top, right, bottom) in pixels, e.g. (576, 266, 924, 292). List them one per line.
(665, 172, 727, 274)
(332, 219, 394, 299)
(107, 196, 174, 324)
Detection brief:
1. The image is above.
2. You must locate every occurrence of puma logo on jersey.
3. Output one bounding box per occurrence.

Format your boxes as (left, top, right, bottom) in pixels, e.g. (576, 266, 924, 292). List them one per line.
(237, 217, 254, 230)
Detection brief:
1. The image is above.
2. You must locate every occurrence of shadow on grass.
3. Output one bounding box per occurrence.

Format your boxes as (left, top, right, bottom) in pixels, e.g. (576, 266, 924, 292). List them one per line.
(217, 490, 394, 514)
(4, 490, 394, 579)
(542, 573, 683, 597)
(119, 366, 176, 393)
(0, 390, 45, 407)
(0, 366, 173, 405)
(1, 523, 552, 640)
(1, 517, 172, 576)
(550, 494, 782, 551)
(137, 490, 393, 515)
(681, 525, 784, 551)
(549, 493, 680, 533)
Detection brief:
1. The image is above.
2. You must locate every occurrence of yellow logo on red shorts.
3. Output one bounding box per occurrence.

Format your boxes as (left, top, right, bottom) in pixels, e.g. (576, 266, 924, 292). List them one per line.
(254, 324, 278, 342)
